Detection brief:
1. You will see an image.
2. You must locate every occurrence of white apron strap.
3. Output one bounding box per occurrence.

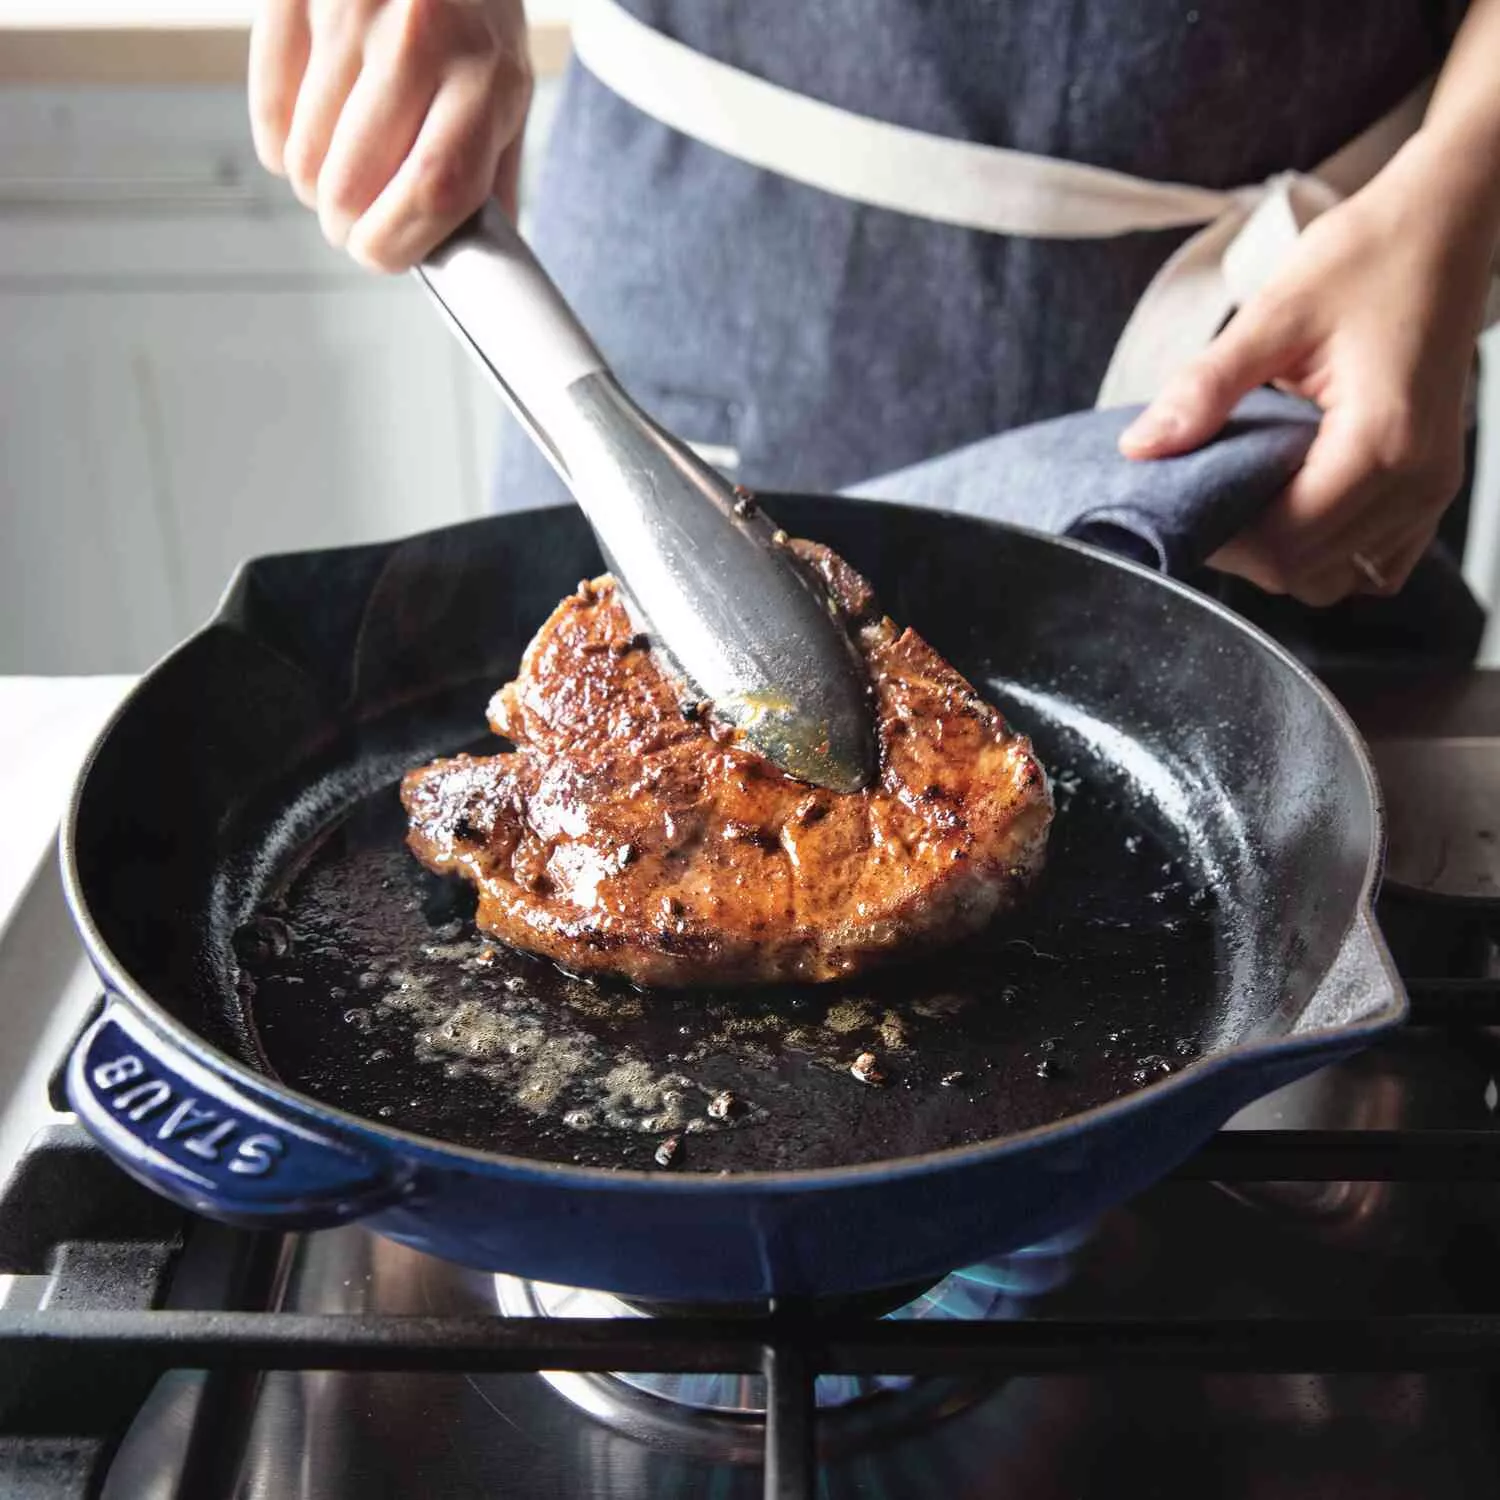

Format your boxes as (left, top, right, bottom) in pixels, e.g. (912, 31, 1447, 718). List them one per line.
(569, 0, 1232, 236)
(570, 0, 1496, 408)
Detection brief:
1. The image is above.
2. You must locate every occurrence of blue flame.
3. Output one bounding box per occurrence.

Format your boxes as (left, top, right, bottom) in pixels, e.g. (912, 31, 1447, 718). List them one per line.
(612, 1220, 1095, 1412)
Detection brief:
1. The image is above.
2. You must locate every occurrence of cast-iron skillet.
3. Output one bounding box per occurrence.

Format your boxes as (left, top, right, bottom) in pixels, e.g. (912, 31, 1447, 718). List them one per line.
(61, 497, 1402, 1301)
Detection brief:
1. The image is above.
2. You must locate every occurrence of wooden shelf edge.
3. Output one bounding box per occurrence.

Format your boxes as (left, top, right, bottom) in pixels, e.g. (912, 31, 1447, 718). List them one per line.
(0, 21, 572, 86)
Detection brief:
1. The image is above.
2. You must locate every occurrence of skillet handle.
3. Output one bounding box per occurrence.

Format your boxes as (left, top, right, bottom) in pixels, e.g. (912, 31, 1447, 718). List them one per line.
(66, 999, 410, 1229)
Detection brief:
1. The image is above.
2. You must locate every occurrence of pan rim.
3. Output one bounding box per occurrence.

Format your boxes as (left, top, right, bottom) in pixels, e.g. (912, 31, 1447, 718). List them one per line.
(58, 502, 1403, 1194)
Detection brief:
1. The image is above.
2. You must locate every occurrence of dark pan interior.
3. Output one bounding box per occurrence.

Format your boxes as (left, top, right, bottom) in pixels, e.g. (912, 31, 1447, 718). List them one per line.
(70, 499, 1377, 1173)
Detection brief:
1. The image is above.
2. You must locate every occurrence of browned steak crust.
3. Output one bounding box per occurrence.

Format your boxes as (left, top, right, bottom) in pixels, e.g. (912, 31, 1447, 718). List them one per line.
(400, 542, 1052, 987)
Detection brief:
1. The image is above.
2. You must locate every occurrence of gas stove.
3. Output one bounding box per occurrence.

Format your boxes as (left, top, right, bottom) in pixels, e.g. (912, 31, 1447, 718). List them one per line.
(5, 670, 1500, 1500)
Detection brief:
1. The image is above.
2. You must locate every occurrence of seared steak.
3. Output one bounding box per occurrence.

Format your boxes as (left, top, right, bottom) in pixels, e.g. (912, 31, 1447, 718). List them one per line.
(401, 541, 1052, 987)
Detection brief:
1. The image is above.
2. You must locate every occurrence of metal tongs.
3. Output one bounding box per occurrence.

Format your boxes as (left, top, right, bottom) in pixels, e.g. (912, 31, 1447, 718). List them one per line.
(415, 205, 875, 794)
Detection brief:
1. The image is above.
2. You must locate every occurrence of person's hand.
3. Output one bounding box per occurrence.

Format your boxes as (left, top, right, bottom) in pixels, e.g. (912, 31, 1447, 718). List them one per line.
(1119, 132, 1496, 606)
(249, 0, 532, 272)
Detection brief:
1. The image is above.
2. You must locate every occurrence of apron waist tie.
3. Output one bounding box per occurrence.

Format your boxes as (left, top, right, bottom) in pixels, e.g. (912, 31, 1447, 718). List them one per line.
(571, 0, 1499, 407)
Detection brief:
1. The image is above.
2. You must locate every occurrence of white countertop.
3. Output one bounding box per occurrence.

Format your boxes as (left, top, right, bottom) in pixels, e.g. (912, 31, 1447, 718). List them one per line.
(0, 676, 135, 939)
(0, 676, 139, 1219)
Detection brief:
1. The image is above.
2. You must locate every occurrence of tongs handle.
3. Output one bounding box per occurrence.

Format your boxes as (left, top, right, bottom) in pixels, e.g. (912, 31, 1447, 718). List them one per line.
(412, 203, 876, 795)
(415, 202, 607, 478)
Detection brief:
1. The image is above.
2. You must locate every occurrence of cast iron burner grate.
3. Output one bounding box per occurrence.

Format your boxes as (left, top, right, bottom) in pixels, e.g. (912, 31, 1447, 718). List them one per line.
(491, 1218, 1090, 1431)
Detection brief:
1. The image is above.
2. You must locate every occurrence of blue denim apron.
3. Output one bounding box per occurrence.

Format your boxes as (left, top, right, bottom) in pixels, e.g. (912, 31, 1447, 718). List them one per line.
(497, 0, 1477, 662)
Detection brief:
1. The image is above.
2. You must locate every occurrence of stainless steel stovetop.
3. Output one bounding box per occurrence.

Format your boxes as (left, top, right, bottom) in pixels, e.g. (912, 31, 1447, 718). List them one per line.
(6, 669, 1500, 1500)
(97, 1034, 1500, 1500)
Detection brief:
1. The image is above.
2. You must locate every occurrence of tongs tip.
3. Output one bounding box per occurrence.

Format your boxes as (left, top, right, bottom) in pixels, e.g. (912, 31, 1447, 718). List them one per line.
(721, 694, 877, 795)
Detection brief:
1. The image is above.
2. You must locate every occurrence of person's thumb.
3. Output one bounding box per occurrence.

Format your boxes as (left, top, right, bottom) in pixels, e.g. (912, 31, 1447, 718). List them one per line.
(1118, 301, 1298, 460)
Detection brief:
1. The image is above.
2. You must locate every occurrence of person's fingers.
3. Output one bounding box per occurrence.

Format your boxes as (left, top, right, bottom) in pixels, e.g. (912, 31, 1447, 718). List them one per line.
(1369, 526, 1437, 597)
(1287, 524, 1397, 607)
(281, 3, 369, 208)
(1214, 460, 1444, 607)
(492, 115, 528, 222)
(1289, 519, 1428, 606)
(248, 0, 312, 174)
(1325, 491, 1436, 591)
(1272, 400, 1461, 603)
(1119, 297, 1311, 459)
(346, 52, 530, 271)
(1205, 530, 1289, 595)
(1216, 494, 1439, 607)
(315, 21, 442, 248)
(1319, 496, 1441, 599)
(1207, 411, 1382, 599)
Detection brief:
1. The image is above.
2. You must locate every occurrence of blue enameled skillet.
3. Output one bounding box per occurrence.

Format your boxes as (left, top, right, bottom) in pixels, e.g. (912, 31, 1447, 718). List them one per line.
(60, 497, 1402, 1301)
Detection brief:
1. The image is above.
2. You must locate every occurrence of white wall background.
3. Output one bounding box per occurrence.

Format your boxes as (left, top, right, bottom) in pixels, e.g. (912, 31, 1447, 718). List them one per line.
(2, 78, 1498, 674)
(1467, 332, 1500, 659)
(0, 84, 521, 674)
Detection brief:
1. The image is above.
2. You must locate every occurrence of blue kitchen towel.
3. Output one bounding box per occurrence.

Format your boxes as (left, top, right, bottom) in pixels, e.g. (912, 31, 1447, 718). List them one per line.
(848, 389, 1319, 575)
(847, 388, 1485, 663)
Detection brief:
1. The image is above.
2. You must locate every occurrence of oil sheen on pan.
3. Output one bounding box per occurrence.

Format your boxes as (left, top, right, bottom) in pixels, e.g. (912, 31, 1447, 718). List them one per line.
(238, 682, 1221, 1175)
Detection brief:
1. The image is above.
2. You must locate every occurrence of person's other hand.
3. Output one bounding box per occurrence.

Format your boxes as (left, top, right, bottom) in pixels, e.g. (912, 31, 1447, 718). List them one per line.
(1119, 134, 1495, 605)
(249, 0, 531, 272)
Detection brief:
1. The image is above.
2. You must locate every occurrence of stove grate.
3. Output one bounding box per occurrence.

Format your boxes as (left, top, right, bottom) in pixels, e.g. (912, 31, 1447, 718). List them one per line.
(5, 952, 1500, 1500)
(6, 1114, 1500, 1500)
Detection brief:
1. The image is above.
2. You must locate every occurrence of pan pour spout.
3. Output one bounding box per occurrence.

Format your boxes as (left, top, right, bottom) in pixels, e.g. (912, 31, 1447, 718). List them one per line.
(414, 204, 876, 794)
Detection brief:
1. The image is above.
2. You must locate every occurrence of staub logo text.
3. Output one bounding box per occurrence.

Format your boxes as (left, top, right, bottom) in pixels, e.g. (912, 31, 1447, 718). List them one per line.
(92, 1053, 287, 1176)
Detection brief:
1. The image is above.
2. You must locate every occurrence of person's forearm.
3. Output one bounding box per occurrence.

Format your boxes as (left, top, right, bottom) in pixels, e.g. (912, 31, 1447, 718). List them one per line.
(1416, 0, 1500, 243)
